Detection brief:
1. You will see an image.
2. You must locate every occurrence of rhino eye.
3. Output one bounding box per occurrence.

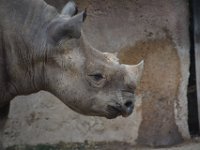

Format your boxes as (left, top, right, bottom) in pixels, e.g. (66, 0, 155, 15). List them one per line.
(87, 73, 106, 88)
(89, 73, 104, 81)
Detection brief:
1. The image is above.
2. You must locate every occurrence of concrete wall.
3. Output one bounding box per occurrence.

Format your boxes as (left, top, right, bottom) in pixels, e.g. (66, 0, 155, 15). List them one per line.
(3, 0, 190, 147)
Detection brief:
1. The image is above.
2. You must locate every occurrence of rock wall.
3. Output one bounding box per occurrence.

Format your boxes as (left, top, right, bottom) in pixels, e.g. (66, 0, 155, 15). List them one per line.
(3, 0, 190, 147)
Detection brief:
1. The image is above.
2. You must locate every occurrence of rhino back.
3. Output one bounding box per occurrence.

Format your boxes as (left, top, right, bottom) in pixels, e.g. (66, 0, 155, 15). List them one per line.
(0, 0, 58, 30)
(0, 0, 59, 104)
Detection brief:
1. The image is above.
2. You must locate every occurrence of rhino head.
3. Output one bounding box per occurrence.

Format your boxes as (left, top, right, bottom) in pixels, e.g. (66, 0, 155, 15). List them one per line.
(0, 0, 143, 120)
(44, 1, 144, 119)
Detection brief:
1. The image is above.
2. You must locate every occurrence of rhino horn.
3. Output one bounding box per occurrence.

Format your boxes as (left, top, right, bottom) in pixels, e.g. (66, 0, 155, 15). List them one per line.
(123, 60, 144, 87)
(79, 30, 100, 57)
(47, 10, 87, 43)
(61, 0, 78, 17)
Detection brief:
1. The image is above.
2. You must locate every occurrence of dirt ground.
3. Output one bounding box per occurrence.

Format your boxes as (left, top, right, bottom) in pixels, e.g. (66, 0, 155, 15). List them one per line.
(5, 139, 200, 150)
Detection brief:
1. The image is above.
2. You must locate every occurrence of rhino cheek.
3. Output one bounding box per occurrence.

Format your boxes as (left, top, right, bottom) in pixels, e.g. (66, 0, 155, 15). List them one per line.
(46, 70, 96, 116)
(57, 85, 97, 115)
(66, 96, 107, 116)
(91, 92, 115, 110)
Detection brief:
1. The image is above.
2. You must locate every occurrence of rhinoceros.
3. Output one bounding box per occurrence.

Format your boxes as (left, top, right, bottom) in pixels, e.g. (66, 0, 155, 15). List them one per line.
(0, 0, 143, 123)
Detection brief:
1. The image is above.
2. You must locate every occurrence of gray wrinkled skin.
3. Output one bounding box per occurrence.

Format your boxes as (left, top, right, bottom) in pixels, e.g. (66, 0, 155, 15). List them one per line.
(0, 0, 144, 120)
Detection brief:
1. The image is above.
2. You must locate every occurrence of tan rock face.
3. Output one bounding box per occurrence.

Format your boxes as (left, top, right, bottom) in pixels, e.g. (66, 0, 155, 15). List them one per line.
(118, 36, 182, 146)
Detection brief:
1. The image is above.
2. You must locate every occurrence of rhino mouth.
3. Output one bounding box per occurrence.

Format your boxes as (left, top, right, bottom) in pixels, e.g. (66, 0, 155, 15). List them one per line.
(106, 104, 133, 119)
(106, 105, 122, 119)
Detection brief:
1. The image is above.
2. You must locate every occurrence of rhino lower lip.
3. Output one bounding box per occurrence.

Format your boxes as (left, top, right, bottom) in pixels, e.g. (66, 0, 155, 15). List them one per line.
(106, 114, 119, 119)
(107, 105, 122, 119)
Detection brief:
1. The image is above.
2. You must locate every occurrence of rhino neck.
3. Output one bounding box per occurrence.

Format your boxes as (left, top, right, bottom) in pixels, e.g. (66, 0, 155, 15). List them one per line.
(0, 0, 58, 105)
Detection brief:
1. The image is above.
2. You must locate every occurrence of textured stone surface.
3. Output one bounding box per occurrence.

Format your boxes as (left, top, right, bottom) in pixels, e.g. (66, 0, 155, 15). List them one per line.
(4, 139, 200, 150)
(3, 92, 142, 147)
(3, 0, 190, 147)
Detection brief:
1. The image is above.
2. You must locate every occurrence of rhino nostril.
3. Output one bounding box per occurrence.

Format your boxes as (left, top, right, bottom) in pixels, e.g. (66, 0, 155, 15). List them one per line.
(124, 101, 133, 108)
(121, 101, 134, 117)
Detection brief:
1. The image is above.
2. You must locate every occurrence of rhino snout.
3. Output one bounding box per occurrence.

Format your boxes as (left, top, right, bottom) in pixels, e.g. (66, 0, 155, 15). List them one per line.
(106, 100, 134, 119)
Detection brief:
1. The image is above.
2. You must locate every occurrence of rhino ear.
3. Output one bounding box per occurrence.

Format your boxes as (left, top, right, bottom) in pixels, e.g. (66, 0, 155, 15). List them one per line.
(47, 10, 87, 44)
(61, 0, 78, 17)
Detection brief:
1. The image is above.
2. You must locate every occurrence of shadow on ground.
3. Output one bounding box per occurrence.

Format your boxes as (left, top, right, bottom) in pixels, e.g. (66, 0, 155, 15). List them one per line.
(6, 142, 133, 150)
(5, 140, 200, 150)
